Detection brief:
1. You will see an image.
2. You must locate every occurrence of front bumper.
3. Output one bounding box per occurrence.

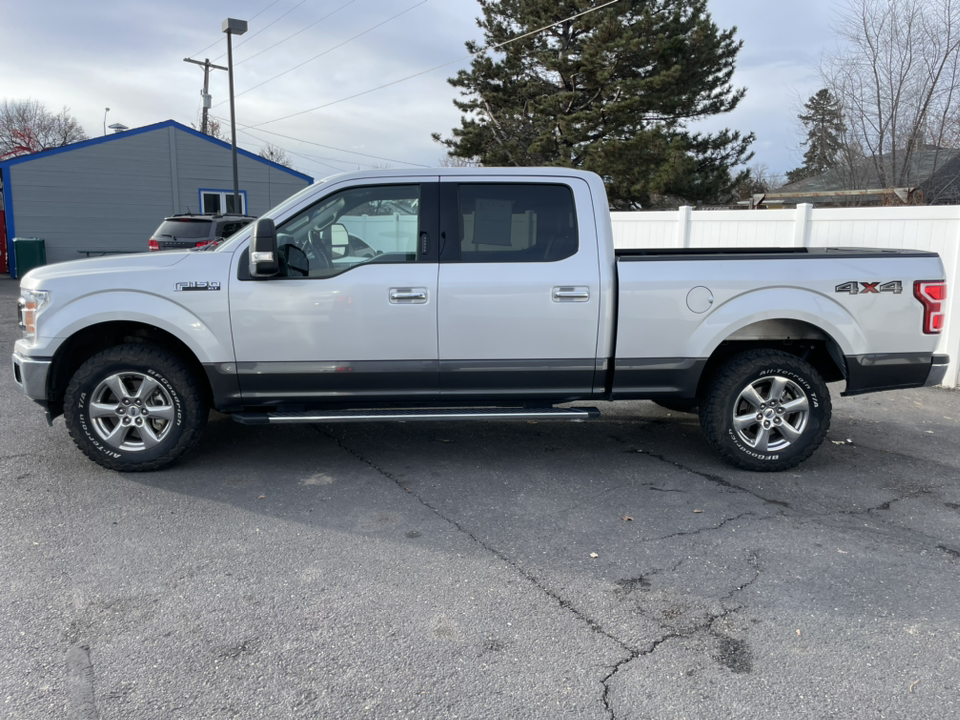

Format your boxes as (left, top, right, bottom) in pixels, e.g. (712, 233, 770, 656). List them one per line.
(11, 352, 51, 402)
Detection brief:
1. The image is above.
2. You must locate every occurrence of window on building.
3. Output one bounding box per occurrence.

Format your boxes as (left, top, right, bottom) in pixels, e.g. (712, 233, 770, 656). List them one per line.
(201, 190, 247, 215)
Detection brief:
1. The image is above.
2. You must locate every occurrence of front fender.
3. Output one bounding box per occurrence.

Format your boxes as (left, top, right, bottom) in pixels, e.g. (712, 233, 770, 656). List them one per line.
(34, 290, 233, 364)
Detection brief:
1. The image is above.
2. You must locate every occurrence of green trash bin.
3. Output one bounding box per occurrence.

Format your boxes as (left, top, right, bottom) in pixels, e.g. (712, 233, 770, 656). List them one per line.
(12, 237, 46, 279)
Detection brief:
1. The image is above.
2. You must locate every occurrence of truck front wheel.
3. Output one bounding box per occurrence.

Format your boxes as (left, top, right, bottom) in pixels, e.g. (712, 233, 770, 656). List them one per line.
(699, 349, 831, 471)
(64, 345, 208, 471)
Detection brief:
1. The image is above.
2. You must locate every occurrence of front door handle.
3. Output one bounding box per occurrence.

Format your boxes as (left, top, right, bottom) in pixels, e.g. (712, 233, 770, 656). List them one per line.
(552, 286, 590, 302)
(390, 287, 428, 304)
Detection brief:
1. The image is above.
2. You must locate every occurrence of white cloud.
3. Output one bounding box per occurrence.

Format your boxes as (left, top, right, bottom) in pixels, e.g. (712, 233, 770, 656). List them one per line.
(3, 0, 839, 179)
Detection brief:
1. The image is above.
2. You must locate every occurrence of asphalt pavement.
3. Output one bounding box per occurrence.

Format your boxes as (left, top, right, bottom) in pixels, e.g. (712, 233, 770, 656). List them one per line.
(1, 275, 958, 719)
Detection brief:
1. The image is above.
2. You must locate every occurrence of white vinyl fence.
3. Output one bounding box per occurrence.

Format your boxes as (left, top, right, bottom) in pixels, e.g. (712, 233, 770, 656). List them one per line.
(611, 204, 960, 388)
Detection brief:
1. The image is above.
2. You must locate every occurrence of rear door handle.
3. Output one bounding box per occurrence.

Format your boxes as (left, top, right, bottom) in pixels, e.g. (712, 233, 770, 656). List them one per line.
(552, 286, 590, 302)
(390, 287, 428, 304)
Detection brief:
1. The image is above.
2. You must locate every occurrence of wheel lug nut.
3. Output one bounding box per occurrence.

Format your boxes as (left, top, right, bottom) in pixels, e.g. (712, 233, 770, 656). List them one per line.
(136, 418, 143, 426)
(756, 414, 763, 421)
(764, 421, 771, 428)
(774, 418, 782, 425)
(123, 418, 131, 425)
(123, 399, 130, 405)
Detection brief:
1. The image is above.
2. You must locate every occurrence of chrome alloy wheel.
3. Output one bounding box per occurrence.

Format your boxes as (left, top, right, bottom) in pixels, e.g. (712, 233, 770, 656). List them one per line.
(89, 372, 176, 452)
(732, 375, 810, 452)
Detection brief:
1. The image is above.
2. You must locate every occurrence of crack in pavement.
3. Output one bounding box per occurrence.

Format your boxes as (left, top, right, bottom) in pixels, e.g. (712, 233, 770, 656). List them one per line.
(837, 488, 934, 517)
(606, 434, 791, 510)
(319, 427, 769, 720)
(638, 511, 757, 544)
(316, 427, 635, 654)
(601, 551, 762, 718)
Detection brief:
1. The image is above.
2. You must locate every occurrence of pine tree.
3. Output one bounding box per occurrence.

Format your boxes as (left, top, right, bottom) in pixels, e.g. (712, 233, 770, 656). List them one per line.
(787, 88, 844, 183)
(433, 0, 754, 208)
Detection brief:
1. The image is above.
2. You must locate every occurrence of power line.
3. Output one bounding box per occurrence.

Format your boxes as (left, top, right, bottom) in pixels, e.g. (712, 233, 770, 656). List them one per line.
(236, 0, 356, 67)
(250, 0, 624, 128)
(216, 116, 431, 167)
(188, 0, 283, 59)
(213, 0, 429, 108)
(212, 0, 309, 62)
(235, 128, 361, 172)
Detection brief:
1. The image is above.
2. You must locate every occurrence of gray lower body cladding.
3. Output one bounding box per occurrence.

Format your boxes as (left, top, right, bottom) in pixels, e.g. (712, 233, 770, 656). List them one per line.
(201, 353, 950, 410)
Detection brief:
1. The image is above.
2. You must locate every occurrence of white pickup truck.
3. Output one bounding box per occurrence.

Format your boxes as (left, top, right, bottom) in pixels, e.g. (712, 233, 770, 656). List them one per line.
(12, 168, 949, 472)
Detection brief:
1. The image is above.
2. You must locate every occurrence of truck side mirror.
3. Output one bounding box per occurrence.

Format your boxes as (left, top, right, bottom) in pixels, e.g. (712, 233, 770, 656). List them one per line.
(249, 218, 279, 277)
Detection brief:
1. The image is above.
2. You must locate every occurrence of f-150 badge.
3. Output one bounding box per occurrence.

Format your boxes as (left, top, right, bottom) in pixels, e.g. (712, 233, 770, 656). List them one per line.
(835, 281, 902, 295)
(175, 281, 221, 291)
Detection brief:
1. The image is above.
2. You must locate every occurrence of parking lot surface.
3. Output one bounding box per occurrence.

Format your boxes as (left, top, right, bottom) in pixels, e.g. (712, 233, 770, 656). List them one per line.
(2, 276, 959, 719)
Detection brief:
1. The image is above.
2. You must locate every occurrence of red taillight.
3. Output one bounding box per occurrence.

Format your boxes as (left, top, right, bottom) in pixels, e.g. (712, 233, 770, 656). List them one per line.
(914, 280, 947, 334)
(194, 241, 209, 248)
(148, 238, 160, 251)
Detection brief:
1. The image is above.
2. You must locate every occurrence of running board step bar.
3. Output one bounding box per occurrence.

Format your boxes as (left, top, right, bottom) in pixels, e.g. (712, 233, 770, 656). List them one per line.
(233, 407, 601, 425)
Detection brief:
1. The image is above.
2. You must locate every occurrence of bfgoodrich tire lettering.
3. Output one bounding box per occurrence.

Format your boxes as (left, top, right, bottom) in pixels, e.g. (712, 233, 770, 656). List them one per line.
(64, 345, 208, 471)
(699, 349, 831, 472)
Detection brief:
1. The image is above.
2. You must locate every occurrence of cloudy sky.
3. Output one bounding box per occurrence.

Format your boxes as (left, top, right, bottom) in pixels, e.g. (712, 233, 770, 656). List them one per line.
(3, 0, 839, 182)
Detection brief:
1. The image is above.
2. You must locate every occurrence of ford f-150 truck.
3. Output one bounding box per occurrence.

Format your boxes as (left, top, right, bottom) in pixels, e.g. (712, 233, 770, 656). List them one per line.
(11, 168, 950, 472)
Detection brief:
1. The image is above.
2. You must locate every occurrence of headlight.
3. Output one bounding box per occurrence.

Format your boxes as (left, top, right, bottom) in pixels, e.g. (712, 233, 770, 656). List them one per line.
(17, 289, 50, 341)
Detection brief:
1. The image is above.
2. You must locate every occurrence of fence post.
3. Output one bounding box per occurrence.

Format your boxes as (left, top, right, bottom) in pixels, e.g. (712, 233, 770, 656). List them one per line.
(793, 203, 813, 247)
(677, 206, 692, 248)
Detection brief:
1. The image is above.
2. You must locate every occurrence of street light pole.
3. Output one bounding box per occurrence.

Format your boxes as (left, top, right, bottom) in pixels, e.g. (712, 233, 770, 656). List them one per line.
(222, 18, 248, 215)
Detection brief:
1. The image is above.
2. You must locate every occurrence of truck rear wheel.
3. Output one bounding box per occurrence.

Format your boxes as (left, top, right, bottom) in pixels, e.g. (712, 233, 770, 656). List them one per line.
(64, 344, 208, 472)
(699, 349, 831, 471)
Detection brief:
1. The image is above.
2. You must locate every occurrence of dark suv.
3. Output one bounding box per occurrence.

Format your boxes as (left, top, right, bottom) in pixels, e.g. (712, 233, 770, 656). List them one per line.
(148, 213, 255, 251)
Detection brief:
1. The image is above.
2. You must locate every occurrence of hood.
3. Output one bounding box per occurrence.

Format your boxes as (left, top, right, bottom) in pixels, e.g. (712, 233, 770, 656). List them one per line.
(20, 252, 188, 287)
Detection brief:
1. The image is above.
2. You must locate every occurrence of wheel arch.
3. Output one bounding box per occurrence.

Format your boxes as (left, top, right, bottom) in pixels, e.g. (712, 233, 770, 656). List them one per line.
(47, 321, 212, 420)
(695, 318, 848, 399)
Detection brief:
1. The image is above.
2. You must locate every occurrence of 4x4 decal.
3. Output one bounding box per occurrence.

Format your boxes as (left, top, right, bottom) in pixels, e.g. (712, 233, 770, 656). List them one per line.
(835, 281, 902, 295)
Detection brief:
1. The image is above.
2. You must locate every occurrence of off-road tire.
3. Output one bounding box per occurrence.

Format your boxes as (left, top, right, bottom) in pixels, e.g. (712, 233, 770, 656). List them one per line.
(699, 349, 831, 472)
(64, 344, 208, 471)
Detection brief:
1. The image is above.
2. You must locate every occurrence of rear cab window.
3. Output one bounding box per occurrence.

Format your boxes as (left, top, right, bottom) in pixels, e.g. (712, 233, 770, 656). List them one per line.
(455, 184, 579, 263)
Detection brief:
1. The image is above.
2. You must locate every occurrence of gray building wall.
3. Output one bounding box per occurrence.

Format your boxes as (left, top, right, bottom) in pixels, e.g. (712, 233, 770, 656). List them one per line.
(7, 123, 311, 265)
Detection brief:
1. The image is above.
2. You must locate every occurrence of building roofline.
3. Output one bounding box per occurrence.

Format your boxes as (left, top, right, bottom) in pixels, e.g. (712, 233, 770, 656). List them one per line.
(0, 119, 313, 183)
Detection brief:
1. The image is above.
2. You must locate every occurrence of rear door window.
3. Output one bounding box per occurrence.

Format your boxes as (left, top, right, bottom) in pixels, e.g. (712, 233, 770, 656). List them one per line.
(455, 184, 578, 263)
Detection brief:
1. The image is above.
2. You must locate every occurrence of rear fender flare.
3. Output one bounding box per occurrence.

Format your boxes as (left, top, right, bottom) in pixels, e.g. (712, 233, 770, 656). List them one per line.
(687, 287, 866, 360)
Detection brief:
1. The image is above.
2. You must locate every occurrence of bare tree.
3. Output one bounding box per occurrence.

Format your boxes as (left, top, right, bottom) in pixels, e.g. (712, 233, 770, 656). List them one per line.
(736, 163, 786, 200)
(0, 99, 87, 159)
(258, 142, 292, 168)
(437, 154, 478, 168)
(821, 0, 960, 191)
(192, 115, 227, 141)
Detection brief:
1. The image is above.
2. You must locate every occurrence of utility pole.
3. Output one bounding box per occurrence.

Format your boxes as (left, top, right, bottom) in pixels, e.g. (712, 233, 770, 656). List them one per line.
(222, 18, 248, 215)
(183, 57, 228, 135)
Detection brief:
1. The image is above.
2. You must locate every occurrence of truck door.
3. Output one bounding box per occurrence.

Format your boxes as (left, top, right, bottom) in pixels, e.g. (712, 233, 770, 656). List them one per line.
(436, 178, 601, 400)
(229, 181, 440, 405)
